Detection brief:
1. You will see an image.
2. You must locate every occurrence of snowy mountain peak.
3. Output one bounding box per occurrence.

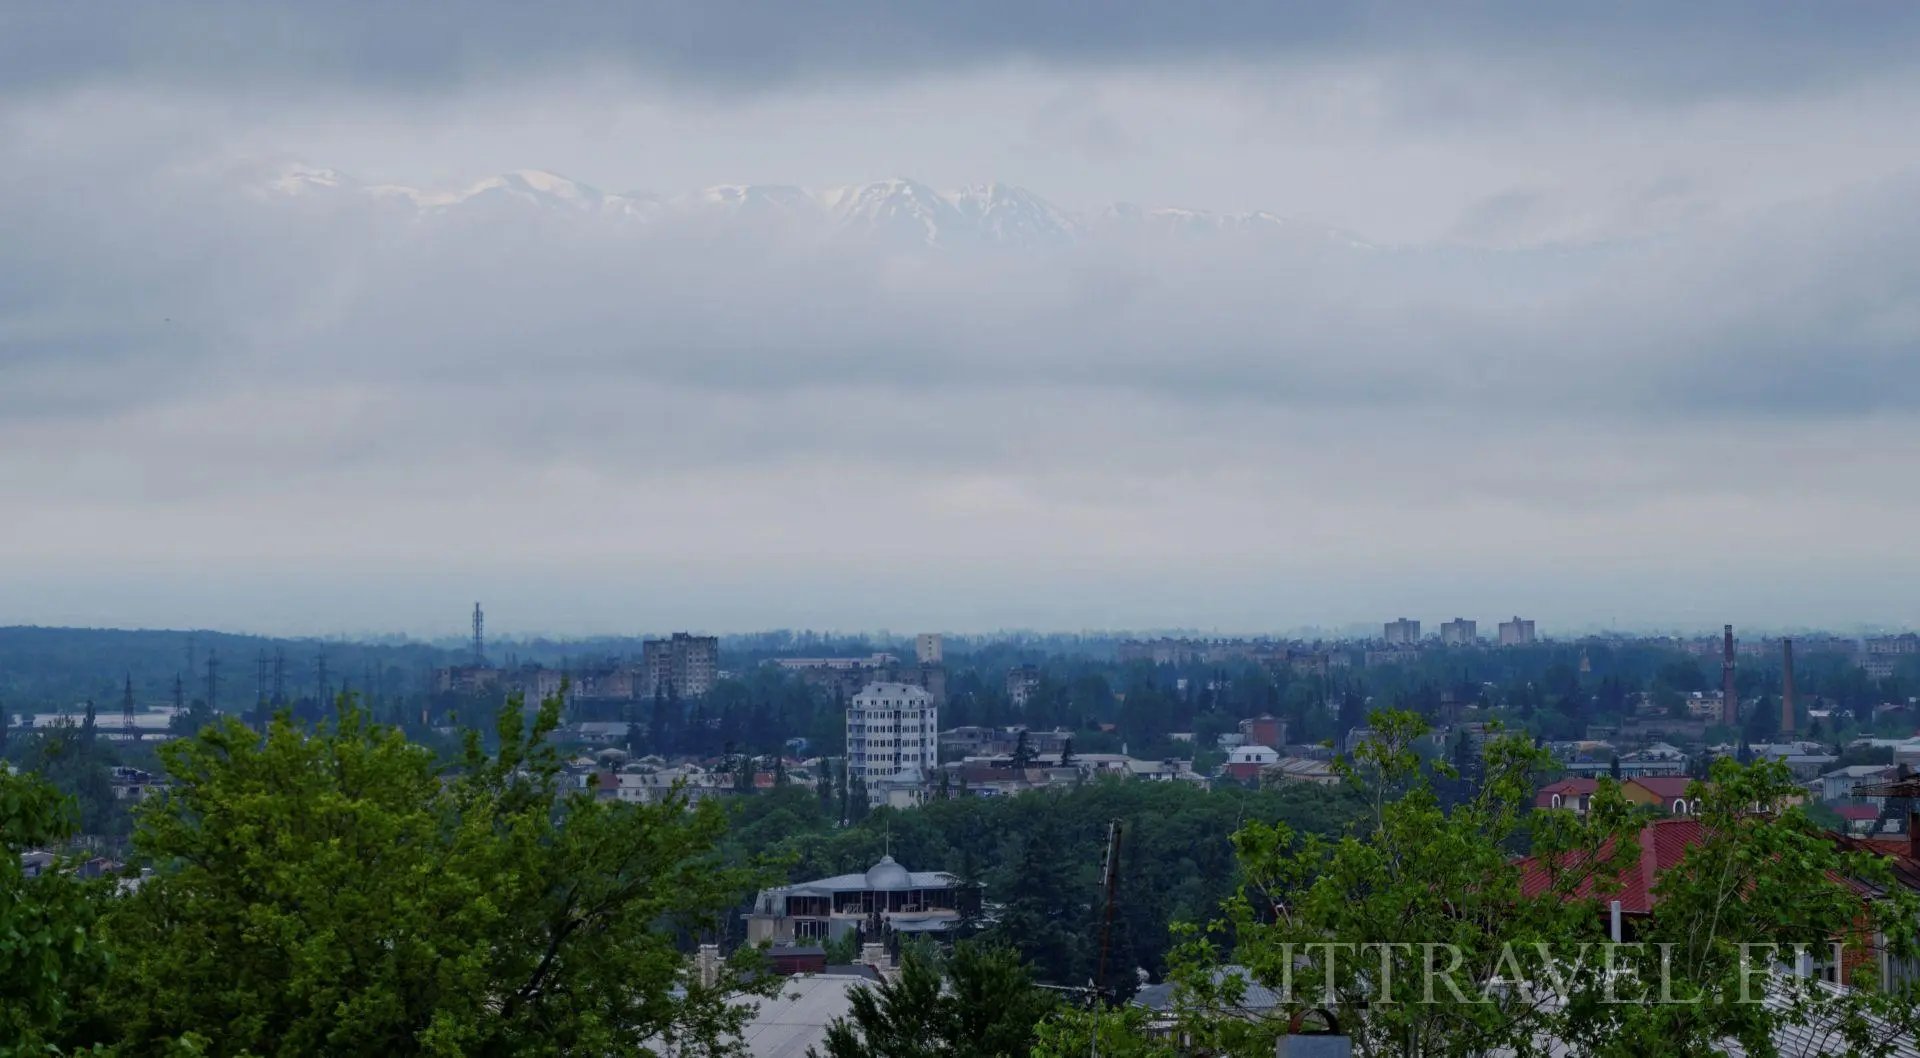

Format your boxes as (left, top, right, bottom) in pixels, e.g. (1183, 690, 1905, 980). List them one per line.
(252, 165, 1366, 252)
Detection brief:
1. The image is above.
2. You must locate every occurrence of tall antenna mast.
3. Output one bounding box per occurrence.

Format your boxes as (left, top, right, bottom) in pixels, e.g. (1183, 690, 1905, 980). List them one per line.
(473, 602, 486, 666)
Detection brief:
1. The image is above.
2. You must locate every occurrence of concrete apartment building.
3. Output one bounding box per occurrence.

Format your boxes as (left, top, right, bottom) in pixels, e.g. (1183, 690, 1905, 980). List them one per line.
(1383, 618, 1421, 645)
(1499, 617, 1537, 646)
(847, 682, 938, 808)
(642, 633, 719, 699)
(915, 634, 943, 665)
(1439, 619, 1477, 647)
(1005, 665, 1042, 708)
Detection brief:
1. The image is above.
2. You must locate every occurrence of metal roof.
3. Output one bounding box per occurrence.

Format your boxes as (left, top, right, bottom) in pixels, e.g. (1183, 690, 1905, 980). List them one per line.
(734, 974, 871, 1058)
(775, 859, 962, 897)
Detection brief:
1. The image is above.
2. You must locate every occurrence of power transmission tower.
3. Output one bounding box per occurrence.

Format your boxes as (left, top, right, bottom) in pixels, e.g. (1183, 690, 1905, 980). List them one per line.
(173, 674, 184, 713)
(122, 673, 137, 740)
(272, 649, 287, 705)
(204, 649, 220, 713)
(316, 650, 330, 708)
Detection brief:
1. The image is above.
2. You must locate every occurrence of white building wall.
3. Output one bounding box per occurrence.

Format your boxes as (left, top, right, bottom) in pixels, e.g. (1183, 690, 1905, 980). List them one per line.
(847, 682, 938, 807)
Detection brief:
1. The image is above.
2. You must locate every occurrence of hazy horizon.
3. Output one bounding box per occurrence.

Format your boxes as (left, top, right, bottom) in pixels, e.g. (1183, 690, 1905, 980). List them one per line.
(9, 4, 1920, 631)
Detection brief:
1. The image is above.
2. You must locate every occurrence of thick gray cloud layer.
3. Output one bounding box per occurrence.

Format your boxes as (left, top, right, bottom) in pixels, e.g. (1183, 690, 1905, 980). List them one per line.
(5, 2, 1919, 98)
(6, 8, 1920, 633)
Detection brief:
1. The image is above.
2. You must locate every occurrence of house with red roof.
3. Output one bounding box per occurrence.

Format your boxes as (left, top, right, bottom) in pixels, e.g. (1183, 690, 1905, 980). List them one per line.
(1518, 814, 1920, 989)
(1535, 777, 1599, 814)
(1535, 776, 1707, 817)
(1623, 776, 1704, 816)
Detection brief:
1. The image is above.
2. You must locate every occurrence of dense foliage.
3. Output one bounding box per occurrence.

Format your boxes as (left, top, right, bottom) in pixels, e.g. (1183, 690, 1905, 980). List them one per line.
(810, 942, 1059, 1058)
(719, 774, 1368, 990)
(8, 694, 781, 1056)
(0, 768, 111, 1056)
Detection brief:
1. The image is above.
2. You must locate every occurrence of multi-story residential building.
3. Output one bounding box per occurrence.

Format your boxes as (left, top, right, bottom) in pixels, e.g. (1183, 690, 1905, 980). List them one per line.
(642, 633, 720, 699)
(915, 634, 944, 665)
(1439, 618, 1477, 647)
(1005, 665, 1042, 708)
(847, 683, 938, 807)
(1383, 619, 1421, 646)
(1365, 648, 1421, 667)
(1498, 617, 1537, 646)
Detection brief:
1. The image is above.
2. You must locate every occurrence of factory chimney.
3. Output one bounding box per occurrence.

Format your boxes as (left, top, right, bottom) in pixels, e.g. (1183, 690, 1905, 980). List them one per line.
(1722, 625, 1737, 726)
(1781, 638, 1796, 737)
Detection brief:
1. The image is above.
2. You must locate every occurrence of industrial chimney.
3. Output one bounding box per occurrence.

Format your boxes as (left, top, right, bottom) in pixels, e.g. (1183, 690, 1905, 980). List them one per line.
(1781, 639, 1796, 737)
(1722, 625, 1737, 726)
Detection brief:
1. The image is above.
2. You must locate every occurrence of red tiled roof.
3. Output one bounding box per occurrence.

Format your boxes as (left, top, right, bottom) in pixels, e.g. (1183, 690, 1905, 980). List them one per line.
(1534, 777, 1598, 809)
(1517, 817, 1704, 914)
(1834, 804, 1882, 821)
(1522, 818, 1920, 916)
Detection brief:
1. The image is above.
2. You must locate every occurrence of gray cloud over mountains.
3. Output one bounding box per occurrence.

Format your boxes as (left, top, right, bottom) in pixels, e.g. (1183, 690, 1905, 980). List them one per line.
(6, 8, 1920, 633)
(6, 2, 1919, 99)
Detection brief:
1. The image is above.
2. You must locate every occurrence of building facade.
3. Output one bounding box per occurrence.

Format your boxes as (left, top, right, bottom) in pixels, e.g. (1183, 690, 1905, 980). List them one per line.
(744, 855, 977, 945)
(915, 634, 944, 665)
(1384, 618, 1421, 645)
(1439, 618, 1477, 647)
(641, 633, 720, 700)
(848, 682, 938, 807)
(1499, 617, 1537, 646)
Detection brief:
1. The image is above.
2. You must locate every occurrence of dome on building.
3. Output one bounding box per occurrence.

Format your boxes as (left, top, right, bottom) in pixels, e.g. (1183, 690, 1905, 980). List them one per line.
(864, 855, 912, 890)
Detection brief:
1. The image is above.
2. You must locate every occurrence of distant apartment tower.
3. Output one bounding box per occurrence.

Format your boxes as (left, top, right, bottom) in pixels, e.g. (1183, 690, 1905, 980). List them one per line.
(915, 634, 944, 665)
(1498, 618, 1537, 647)
(847, 682, 938, 806)
(1384, 619, 1421, 646)
(1006, 665, 1042, 709)
(1439, 619, 1477, 647)
(641, 633, 719, 699)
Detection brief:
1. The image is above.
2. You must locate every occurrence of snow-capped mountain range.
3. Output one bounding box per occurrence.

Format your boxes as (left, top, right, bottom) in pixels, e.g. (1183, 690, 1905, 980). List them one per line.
(262, 165, 1371, 252)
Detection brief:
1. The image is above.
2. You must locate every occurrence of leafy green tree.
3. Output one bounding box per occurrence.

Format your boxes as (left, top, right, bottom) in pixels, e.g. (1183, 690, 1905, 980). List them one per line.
(1166, 709, 1638, 1058)
(984, 802, 1086, 987)
(0, 768, 112, 1055)
(811, 941, 1057, 1058)
(1010, 731, 1035, 770)
(1557, 757, 1920, 1058)
(99, 693, 778, 1057)
(1031, 1003, 1176, 1058)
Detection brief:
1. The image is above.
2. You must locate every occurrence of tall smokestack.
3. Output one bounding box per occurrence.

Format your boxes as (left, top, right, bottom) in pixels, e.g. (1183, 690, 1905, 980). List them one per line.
(1722, 625, 1738, 726)
(1781, 638, 1796, 736)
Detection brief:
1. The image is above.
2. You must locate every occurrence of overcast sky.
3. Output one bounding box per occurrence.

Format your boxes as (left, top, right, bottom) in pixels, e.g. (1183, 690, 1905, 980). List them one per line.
(5, 3, 1920, 638)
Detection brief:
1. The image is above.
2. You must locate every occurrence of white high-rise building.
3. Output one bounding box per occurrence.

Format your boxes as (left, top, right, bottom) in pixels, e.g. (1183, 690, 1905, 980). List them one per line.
(847, 682, 938, 808)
